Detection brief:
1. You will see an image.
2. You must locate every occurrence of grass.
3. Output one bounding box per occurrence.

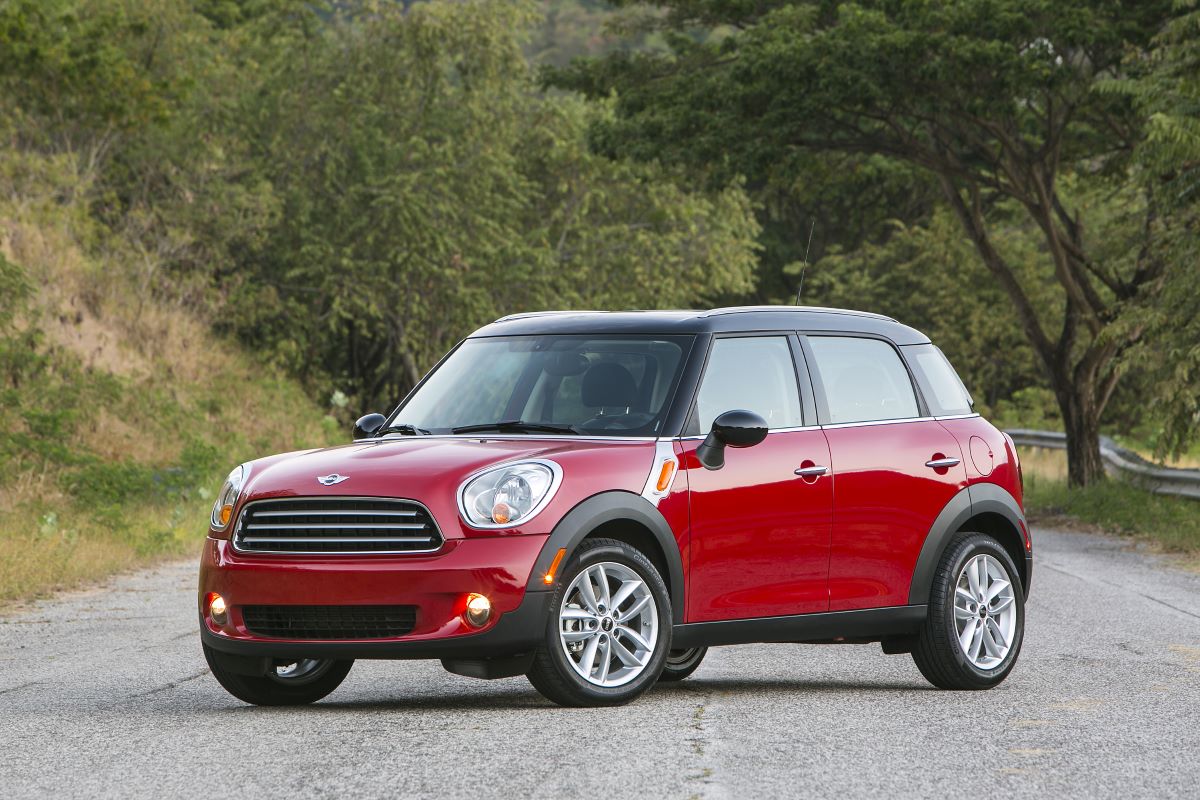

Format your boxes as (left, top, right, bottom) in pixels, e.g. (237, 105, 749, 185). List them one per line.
(1020, 447, 1200, 563)
(0, 152, 340, 605)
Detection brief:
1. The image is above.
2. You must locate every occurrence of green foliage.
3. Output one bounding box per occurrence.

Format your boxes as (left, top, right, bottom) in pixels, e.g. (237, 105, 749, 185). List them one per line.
(553, 0, 1196, 485)
(217, 0, 759, 407)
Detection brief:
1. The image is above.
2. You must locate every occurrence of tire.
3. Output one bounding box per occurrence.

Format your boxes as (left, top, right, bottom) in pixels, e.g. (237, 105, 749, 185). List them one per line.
(911, 532, 1025, 690)
(526, 538, 672, 707)
(203, 644, 353, 706)
(658, 647, 707, 682)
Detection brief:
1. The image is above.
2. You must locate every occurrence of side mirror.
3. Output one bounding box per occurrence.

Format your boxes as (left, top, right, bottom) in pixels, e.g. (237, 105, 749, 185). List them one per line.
(353, 412, 387, 440)
(695, 409, 768, 470)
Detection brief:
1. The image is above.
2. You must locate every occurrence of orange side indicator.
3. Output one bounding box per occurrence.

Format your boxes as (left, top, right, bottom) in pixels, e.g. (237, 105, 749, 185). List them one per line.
(655, 459, 677, 492)
(543, 547, 567, 585)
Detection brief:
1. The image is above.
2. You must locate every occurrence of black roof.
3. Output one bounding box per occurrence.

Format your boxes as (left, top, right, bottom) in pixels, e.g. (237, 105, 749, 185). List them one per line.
(470, 306, 930, 346)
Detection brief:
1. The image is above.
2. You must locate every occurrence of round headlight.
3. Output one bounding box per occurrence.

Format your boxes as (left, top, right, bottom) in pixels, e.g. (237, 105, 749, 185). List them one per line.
(458, 460, 561, 528)
(210, 464, 247, 531)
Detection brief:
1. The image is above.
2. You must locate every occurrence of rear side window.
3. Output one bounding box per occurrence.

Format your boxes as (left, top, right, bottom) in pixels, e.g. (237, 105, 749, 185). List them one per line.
(904, 344, 974, 416)
(807, 336, 920, 424)
(694, 336, 804, 431)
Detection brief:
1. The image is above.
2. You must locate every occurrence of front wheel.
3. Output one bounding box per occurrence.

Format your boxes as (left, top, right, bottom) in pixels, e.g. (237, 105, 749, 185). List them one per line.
(911, 532, 1025, 690)
(203, 644, 353, 706)
(526, 538, 672, 707)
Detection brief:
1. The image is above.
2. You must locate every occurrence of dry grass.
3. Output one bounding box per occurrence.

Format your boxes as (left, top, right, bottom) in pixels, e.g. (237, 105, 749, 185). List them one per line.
(0, 153, 337, 604)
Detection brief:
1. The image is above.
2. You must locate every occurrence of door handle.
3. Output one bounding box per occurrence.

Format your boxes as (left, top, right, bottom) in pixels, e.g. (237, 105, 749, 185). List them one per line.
(794, 465, 828, 477)
(925, 457, 961, 469)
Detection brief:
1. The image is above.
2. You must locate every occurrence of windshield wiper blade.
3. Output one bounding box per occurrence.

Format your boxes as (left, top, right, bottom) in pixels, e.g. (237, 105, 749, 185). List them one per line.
(375, 423, 431, 436)
(450, 420, 580, 435)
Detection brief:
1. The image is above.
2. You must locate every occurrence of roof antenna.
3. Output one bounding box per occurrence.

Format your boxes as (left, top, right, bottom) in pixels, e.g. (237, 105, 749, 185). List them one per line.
(795, 219, 816, 306)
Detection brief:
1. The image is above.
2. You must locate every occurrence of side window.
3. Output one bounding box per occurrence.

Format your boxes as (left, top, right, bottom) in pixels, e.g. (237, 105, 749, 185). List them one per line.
(904, 344, 974, 416)
(695, 337, 803, 431)
(808, 337, 920, 424)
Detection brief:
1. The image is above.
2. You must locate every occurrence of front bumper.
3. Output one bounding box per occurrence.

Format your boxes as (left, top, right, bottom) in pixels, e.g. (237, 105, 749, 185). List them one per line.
(198, 534, 551, 659)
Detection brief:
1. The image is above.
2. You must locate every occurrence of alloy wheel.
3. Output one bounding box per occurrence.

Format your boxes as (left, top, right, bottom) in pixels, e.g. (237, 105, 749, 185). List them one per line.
(953, 554, 1017, 669)
(558, 561, 659, 688)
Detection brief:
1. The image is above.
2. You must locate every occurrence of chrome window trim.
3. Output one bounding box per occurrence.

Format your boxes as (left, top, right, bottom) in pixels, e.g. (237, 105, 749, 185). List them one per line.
(231, 496, 445, 556)
(820, 416, 933, 430)
(933, 413, 981, 421)
(456, 458, 565, 530)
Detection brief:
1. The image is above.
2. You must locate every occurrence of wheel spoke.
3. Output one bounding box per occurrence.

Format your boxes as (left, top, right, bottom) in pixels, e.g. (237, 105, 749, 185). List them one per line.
(594, 564, 612, 608)
(980, 623, 1002, 659)
(611, 635, 643, 667)
(580, 633, 601, 678)
(986, 617, 1008, 650)
(958, 618, 977, 653)
(617, 594, 650, 622)
(967, 557, 982, 598)
(561, 607, 594, 621)
(561, 628, 594, 643)
(968, 623, 985, 662)
(610, 579, 642, 612)
(954, 604, 975, 620)
(597, 638, 612, 683)
(985, 579, 1010, 603)
(619, 625, 652, 652)
(955, 586, 975, 603)
(578, 572, 600, 613)
(990, 595, 1014, 613)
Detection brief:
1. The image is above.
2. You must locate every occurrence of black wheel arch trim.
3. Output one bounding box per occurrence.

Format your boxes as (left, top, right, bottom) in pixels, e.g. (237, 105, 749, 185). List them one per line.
(527, 490, 686, 625)
(908, 482, 1031, 606)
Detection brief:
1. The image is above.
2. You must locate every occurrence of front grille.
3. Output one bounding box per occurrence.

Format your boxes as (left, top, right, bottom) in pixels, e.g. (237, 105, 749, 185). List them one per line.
(243, 605, 417, 639)
(233, 497, 443, 554)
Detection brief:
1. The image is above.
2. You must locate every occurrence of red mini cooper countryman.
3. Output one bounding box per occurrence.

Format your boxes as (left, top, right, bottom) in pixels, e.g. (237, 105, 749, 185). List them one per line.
(199, 306, 1031, 707)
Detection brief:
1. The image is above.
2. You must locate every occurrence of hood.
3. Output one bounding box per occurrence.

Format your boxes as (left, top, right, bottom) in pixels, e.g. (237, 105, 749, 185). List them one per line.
(238, 436, 658, 537)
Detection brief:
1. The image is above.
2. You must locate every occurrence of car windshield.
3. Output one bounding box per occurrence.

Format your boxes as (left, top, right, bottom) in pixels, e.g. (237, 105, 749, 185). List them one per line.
(389, 334, 693, 437)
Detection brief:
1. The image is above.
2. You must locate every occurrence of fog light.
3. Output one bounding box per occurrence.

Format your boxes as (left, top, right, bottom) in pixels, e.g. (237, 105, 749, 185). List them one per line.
(464, 593, 492, 628)
(208, 592, 228, 625)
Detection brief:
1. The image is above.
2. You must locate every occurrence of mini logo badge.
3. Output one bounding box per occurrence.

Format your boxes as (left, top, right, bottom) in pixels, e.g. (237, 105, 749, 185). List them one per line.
(317, 473, 349, 486)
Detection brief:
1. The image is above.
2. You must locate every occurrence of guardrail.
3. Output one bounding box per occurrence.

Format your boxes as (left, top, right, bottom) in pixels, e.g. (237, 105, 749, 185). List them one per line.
(1006, 428, 1200, 501)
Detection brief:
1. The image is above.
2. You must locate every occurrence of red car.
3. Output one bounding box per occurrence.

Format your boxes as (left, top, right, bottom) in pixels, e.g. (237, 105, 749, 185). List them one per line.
(199, 307, 1031, 707)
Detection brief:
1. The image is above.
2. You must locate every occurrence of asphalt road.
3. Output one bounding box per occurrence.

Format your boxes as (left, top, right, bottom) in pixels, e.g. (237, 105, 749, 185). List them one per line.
(2, 526, 1199, 799)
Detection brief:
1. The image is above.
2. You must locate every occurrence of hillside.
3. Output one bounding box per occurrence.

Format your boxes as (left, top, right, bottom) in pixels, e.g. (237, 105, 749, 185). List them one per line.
(0, 153, 338, 602)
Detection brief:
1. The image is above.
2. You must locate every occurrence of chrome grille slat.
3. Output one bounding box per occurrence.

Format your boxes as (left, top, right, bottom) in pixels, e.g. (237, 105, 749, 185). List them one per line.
(244, 522, 429, 530)
(233, 497, 443, 555)
(253, 509, 420, 518)
(241, 536, 435, 544)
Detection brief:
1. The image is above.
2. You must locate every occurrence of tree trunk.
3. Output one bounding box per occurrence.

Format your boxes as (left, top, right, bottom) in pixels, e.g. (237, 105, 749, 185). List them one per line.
(1056, 385, 1106, 487)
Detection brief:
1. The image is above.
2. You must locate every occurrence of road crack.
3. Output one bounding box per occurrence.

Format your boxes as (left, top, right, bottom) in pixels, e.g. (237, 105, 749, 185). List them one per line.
(134, 668, 210, 698)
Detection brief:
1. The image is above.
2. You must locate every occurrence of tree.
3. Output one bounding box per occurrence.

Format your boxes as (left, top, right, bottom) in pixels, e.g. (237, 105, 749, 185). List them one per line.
(552, 0, 1186, 486)
(221, 0, 759, 408)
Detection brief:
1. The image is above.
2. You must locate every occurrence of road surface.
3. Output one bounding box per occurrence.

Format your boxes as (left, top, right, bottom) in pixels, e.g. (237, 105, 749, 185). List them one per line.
(2, 526, 1199, 799)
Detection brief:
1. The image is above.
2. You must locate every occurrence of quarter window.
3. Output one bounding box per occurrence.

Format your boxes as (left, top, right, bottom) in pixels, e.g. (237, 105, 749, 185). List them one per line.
(808, 337, 920, 424)
(694, 337, 804, 431)
(904, 344, 974, 416)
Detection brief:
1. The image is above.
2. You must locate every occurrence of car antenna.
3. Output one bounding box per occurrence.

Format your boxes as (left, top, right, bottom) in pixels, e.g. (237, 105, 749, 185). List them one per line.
(795, 219, 816, 306)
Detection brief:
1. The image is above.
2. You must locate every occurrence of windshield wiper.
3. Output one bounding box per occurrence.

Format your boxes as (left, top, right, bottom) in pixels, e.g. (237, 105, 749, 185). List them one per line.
(375, 423, 431, 437)
(451, 420, 580, 435)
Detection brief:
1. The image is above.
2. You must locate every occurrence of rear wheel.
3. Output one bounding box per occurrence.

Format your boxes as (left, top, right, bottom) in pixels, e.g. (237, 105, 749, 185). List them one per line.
(911, 532, 1024, 690)
(203, 644, 353, 706)
(526, 538, 671, 707)
(658, 647, 707, 682)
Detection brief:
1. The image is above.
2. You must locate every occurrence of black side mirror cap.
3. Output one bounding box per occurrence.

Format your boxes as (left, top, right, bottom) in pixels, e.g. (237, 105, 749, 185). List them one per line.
(353, 412, 387, 440)
(696, 409, 769, 470)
